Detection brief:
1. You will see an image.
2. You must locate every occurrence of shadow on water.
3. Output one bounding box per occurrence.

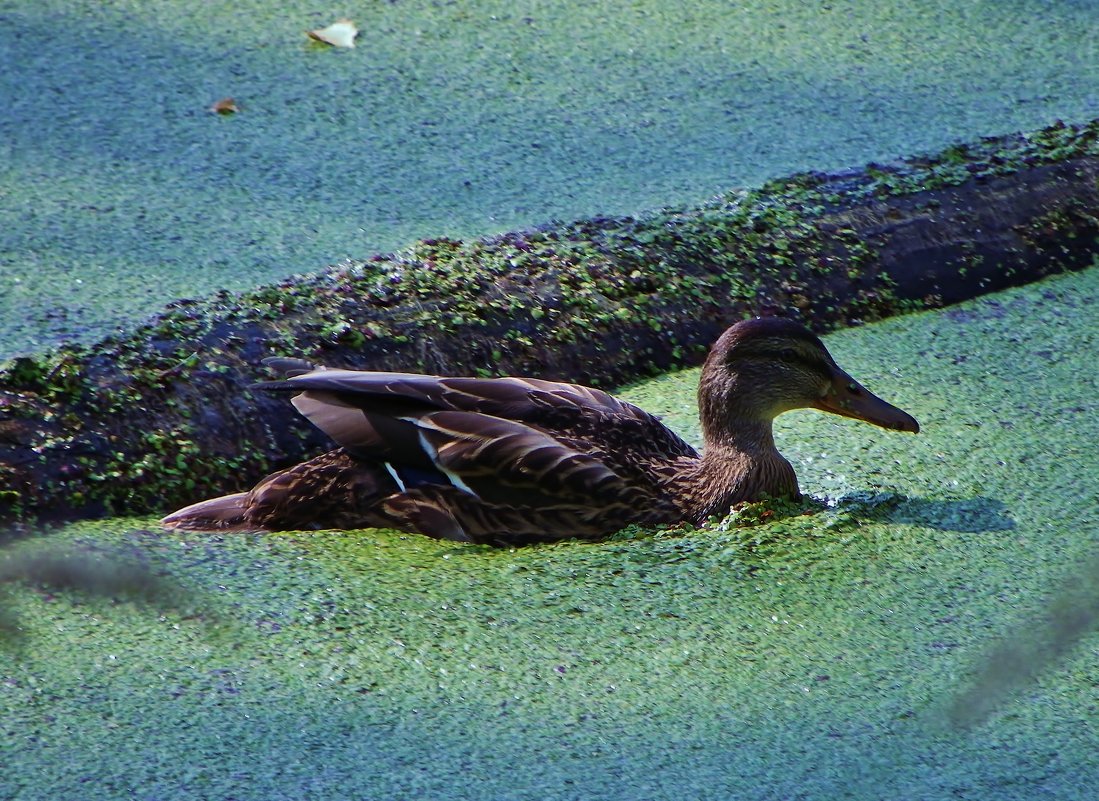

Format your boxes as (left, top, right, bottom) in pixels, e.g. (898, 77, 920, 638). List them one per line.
(833, 491, 1017, 534)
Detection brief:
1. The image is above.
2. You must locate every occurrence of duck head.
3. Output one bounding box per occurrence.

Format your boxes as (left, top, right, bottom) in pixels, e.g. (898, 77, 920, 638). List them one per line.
(698, 317, 920, 445)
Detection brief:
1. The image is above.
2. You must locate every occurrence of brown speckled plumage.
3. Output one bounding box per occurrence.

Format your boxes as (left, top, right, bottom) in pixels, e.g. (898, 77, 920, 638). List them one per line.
(162, 317, 918, 545)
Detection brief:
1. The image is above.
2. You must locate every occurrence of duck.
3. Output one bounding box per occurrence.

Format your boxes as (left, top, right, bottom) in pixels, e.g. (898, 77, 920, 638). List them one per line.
(161, 317, 919, 545)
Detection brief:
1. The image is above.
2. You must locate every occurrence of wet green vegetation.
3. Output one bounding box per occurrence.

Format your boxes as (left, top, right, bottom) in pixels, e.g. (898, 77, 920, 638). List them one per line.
(4, 0, 1099, 353)
(4, 268, 1098, 799)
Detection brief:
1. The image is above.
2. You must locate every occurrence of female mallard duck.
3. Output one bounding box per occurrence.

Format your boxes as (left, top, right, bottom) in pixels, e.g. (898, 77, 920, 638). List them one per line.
(161, 317, 918, 545)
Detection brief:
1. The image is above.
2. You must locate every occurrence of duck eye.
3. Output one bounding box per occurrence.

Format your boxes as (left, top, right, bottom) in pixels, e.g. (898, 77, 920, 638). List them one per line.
(779, 347, 798, 362)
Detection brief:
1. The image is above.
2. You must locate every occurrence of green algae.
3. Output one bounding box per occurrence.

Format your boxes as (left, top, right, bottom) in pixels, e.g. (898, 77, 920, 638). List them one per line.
(3, 268, 1099, 799)
(5, 0, 1099, 355)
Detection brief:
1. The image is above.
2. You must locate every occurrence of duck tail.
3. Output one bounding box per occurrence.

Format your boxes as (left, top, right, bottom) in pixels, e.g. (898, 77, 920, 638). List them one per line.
(160, 492, 260, 532)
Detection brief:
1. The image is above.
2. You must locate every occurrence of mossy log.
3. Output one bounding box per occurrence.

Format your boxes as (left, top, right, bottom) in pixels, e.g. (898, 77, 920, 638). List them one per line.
(2, 119, 1099, 523)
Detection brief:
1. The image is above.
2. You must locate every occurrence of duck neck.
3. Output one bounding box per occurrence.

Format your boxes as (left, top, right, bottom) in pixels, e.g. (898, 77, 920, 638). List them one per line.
(674, 416, 797, 524)
(702, 416, 778, 456)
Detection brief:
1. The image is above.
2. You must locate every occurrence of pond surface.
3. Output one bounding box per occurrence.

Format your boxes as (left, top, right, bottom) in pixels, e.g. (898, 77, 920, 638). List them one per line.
(3, 0, 1099, 354)
(3, 268, 1098, 799)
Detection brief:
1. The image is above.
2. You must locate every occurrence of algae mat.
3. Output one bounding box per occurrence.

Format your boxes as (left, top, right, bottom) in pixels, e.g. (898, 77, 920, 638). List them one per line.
(4, 0, 1099, 355)
(3, 267, 1099, 799)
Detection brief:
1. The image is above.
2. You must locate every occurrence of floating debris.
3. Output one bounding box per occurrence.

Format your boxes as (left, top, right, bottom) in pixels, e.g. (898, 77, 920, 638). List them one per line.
(209, 98, 239, 115)
(307, 19, 358, 48)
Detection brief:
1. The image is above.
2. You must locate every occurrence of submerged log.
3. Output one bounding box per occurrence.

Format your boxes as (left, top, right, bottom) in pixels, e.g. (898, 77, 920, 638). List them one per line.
(2, 119, 1098, 523)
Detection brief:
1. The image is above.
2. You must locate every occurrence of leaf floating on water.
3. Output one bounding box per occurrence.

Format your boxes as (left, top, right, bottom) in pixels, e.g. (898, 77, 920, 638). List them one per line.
(209, 98, 239, 115)
(307, 19, 358, 48)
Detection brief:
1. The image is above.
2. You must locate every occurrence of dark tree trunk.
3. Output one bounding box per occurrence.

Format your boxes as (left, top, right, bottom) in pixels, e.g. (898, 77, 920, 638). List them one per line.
(2, 119, 1098, 523)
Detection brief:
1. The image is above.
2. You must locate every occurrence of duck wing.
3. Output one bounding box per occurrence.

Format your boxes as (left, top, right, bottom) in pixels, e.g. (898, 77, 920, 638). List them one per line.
(255, 370, 697, 512)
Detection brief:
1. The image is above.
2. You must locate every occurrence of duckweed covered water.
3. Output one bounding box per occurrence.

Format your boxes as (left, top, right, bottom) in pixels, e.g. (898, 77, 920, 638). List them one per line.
(4, 0, 1099, 353)
(3, 267, 1099, 799)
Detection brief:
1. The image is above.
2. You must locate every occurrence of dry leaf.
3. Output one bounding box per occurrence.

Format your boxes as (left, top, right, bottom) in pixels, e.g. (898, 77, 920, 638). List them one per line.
(209, 97, 239, 115)
(307, 19, 358, 48)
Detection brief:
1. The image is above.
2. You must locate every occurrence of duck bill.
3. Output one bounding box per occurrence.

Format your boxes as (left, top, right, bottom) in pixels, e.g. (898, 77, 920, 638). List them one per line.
(813, 367, 920, 433)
